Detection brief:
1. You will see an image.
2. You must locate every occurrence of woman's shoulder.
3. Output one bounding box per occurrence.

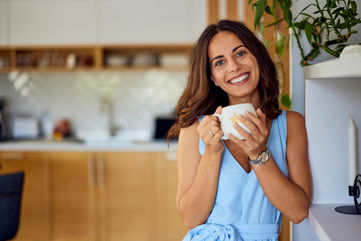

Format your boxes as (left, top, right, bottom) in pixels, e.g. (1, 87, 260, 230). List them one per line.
(284, 110, 306, 136)
(284, 110, 305, 124)
(179, 119, 200, 140)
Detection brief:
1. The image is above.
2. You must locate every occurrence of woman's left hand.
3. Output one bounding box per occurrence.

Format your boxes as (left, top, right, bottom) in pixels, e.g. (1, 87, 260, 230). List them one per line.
(228, 108, 269, 160)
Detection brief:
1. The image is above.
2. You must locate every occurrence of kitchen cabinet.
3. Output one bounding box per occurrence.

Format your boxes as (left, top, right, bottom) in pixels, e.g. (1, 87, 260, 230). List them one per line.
(8, 1, 96, 45)
(5, 0, 206, 46)
(154, 152, 188, 241)
(46, 152, 97, 241)
(0, 1, 7, 45)
(45, 151, 186, 241)
(98, 0, 207, 44)
(99, 152, 157, 241)
(0, 152, 50, 241)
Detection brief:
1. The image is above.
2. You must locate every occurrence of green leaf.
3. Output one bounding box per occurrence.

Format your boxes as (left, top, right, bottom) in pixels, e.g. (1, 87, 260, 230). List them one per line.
(285, 0, 292, 9)
(293, 4, 317, 21)
(284, 9, 293, 26)
(276, 34, 286, 56)
(280, 93, 292, 109)
(305, 45, 320, 60)
(336, 22, 349, 29)
(265, 5, 273, 15)
(305, 22, 314, 44)
(351, 1, 357, 14)
(254, 0, 267, 29)
(260, 22, 265, 35)
(263, 39, 270, 49)
(265, 18, 284, 27)
(293, 21, 306, 29)
(335, 44, 347, 52)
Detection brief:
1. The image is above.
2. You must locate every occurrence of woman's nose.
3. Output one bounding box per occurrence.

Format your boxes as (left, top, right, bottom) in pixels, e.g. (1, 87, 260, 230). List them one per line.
(227, 58, 240, 73)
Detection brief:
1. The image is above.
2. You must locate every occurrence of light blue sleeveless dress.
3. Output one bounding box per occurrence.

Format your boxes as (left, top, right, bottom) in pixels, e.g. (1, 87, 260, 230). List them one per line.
(183, 111, 289, 241)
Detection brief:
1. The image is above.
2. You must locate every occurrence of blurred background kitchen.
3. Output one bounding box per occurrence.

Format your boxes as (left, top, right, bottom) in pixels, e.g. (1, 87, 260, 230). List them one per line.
(1, 0, 361, 241)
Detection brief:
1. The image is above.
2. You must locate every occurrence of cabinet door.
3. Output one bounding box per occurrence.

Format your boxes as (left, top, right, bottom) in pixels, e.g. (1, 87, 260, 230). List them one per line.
(0, 1, 7, 45)
(0, 152, 49, 241)
(99, 152, 157, 241)
(46, 152, 97, 241)
(8, 1, 96, 45)
(155, 152, 187, 241)
(99, 0, 207, 44)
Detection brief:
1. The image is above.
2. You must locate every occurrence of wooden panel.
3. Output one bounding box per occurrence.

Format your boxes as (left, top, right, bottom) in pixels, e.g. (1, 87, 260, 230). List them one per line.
(46, 152, 97, 241)
(226, 0, 238, 21)
(208, 0, 219, 24)
(155, 152, 188, 241)
(279, 216, 290, 241)
(100, 152, 157, 241)
(0, 152, 49, 241)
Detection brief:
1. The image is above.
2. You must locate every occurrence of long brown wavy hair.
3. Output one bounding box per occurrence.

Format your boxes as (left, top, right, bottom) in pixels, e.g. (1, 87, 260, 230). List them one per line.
(167, 20, 281, 139)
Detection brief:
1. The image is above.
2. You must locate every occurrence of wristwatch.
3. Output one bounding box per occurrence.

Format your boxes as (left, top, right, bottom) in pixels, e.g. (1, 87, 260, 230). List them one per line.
(248, 147, 271, 166)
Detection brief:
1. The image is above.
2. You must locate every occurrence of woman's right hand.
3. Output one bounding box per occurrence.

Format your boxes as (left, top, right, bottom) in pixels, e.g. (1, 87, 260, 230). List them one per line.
(197, 106, 224, 153)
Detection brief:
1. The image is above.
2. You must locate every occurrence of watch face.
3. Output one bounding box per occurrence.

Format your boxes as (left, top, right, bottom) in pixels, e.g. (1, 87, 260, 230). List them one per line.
(261, 152, 268, 161)
(259, 152, 269, 163)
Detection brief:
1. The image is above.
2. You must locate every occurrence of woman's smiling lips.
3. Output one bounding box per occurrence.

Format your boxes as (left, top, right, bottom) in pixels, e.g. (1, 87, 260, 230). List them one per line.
(227, 72, 250, 85)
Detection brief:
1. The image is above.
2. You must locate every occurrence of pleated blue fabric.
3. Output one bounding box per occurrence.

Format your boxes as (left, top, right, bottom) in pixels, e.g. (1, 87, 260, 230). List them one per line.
(183, 111, 289, 241)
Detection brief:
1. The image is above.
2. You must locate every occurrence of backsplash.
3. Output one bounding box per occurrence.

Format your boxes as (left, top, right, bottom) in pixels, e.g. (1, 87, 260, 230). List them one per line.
(0, 70, 187, 139)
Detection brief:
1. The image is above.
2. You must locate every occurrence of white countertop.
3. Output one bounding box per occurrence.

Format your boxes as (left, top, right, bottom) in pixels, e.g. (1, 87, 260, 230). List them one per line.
(0, 140, 177, 152)
(308, 204, 361, 241)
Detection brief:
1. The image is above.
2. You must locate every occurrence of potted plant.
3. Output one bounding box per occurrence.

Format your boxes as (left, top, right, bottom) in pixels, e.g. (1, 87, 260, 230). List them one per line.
(248, 0, 361, 108)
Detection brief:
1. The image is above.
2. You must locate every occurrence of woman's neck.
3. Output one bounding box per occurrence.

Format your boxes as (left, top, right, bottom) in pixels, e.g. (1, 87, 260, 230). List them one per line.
(228, 91, 261, 108)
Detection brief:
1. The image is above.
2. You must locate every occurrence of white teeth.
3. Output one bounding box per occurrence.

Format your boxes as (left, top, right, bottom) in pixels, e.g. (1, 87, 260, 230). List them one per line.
(229, 73, 249, 84)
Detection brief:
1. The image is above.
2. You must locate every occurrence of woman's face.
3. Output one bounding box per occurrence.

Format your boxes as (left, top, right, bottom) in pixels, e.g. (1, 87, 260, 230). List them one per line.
(208, 31, 260, 104)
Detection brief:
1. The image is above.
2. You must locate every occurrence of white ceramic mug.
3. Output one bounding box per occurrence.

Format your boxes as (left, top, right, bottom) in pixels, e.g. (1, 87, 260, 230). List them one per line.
(213, 103, 257, 140)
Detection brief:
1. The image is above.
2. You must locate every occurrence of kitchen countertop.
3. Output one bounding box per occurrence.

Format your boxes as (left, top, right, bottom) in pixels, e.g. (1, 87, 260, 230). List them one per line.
(0, 140, 177, 152)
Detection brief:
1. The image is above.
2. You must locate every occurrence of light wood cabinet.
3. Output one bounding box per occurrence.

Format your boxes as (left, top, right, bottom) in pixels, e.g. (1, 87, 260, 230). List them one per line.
(99, 152, 157, 241)
(155, 152, 188, 241)
(0, 152, 49, 241)
(95, 151, 186, 241)
(0, 150, 186, 241)
(46, 152, 97, 241)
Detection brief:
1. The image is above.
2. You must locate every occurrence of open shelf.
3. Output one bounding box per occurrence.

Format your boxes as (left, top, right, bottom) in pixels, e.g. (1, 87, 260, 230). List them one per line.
(0, 44, 192, 72)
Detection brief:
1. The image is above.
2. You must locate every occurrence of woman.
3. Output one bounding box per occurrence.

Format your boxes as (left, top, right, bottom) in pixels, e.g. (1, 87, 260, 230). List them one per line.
(168, 20, 311, 241)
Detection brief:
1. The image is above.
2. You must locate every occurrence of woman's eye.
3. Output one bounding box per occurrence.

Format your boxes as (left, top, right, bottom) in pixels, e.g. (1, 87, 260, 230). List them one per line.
(236, 51, 246, 58)
(215, 60, 224, 66)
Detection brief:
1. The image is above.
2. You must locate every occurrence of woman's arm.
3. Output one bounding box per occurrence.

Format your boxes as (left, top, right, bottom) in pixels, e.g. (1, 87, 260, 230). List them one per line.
(253, 111, 311, 223)
(176, 108, 224, 229)
(229, 110, 312, 223)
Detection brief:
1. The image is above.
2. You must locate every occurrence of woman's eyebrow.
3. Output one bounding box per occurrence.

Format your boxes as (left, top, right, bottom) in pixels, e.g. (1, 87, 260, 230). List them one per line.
(210, 44, 245, 63)
(232, 44, 245, 53)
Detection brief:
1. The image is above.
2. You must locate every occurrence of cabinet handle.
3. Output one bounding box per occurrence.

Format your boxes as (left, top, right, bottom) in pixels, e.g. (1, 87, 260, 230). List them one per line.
(97, 154, 106, 186)
(88, 154, 97, 186)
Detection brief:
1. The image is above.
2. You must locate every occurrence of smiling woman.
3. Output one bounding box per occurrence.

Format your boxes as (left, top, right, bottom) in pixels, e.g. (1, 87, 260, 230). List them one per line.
(168, 20, 312, 241)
